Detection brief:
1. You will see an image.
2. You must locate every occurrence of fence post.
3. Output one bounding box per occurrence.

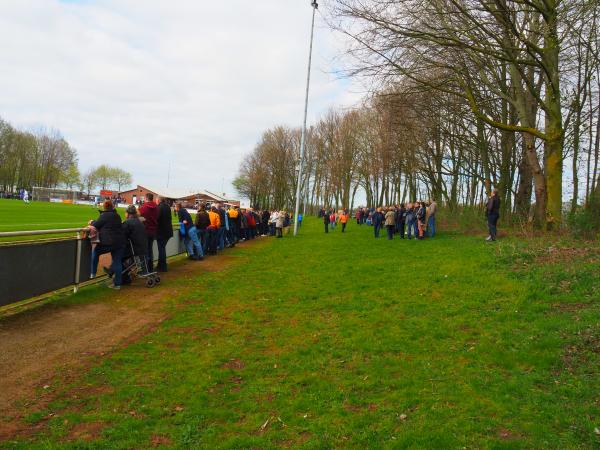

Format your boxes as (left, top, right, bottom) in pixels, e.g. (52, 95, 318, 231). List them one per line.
(74, 232, 82, 293)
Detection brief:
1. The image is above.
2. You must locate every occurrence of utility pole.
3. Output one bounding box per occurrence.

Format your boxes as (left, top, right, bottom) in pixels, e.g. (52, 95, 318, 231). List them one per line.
(293, 0, 318, 236)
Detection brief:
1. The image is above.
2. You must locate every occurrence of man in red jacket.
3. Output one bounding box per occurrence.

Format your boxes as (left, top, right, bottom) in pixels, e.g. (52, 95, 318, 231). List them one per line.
(139, 193, 158, 272)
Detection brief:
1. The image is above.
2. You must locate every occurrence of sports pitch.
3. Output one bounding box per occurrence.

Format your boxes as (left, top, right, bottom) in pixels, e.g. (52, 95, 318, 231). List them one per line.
(0, 199, 182, 236)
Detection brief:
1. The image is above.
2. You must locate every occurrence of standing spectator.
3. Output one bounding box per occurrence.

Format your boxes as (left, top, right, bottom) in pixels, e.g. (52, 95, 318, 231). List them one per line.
(329, 210, 337, 231)
(216, 203, 227, 250)
(120, 205, 148, 283)
(156, 196, 173, 272)
(89, 200, 125, 290)
(428, 199, 438, 238)
(486, 189, 501, 241)
(416, 201, 427, 240)
(139, 193, 158, 272)
(176, 203, 203, 260)
(297, 212, 303, 228)
(228, 206, 241, 243)
(261, 209, 270, 236)
(275, 209, 285, 237)
(207, 206, 221, 254)
(323, 209, 330, 233)
(356, 209, 361, 225)
(405, 203, 417, 239)
(396, 204, 406, 238)
(373, 207, 384, 238)
(195, 204, 211, 254)
(340, 209, 349, 233)
(22, 189, 30, 204)
(385, 207, 396, 240)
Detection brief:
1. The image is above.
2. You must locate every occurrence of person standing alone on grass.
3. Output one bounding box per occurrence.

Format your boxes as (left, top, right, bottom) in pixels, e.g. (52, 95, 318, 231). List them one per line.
(156, 197, 173, 272)
(139, 193, 158, 272)
(323, 209, 330, 233)
(486, 188, 501, 241)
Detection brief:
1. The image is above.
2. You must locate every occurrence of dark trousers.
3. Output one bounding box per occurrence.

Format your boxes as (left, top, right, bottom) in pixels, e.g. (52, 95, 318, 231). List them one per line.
(386, 225, 394, 240)
(208, 229, 218, 254)
(156, 236, 170, 271)
(487, 213, 499, 240)
(398, 221, 405, 238)
(342, 222, 347, 232)
(276, 227, 283, 238)
(146, 235, 155, 272)
(325, 223, 329, 233)
(374, 223, 381, 238)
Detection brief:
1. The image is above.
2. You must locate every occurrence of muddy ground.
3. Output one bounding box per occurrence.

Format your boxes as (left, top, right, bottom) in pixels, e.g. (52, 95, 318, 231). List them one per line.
(0, 241, 257, 440)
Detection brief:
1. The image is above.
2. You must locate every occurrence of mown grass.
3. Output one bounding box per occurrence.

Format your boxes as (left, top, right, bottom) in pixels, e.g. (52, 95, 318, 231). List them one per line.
(2, 217, 600, 449)
(0, 199, 183, 241)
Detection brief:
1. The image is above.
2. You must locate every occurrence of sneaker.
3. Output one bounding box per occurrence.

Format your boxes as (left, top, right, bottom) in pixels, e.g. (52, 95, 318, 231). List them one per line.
(102, 266, 114, 278)
(107, 283, 120, 290)
(485, 236, 492, 241)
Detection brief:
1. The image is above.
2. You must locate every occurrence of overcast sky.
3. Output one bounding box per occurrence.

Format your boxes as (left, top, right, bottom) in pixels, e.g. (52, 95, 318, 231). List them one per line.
(0, 0, 363, 197)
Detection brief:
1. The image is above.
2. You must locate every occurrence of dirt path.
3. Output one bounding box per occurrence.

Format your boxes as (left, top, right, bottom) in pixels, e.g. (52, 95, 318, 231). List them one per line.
(0, 240, 262, 439)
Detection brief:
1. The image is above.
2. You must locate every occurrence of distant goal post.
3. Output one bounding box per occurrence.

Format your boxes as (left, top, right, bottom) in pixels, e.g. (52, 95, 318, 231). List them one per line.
(32, 187, 90, 204)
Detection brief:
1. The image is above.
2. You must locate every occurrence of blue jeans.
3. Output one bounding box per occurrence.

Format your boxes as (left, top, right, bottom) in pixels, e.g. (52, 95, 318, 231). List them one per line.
(374, 223, 381, 238)
(407, 220, 417, 239)
(184, 226, 204, 258)
(428, 215, 436, 238)
(110, 247, 124, 286)
(217, 227, 225, 250)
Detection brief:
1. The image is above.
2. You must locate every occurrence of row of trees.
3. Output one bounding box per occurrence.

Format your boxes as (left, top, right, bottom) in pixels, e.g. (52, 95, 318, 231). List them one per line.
(235, 0, 600, 229)
(0, 117, 78, 193)
(0, 116, 132, 195)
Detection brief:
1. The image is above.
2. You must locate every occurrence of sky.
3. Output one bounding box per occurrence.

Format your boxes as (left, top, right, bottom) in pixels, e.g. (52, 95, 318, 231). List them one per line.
(0, 0, 363, 198)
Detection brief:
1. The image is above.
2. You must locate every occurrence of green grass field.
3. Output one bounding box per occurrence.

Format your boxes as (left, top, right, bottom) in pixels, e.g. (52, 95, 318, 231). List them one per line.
(2, 216, 599, 448)
(0, 199, 183, 241)
(0, 199, 115, 232)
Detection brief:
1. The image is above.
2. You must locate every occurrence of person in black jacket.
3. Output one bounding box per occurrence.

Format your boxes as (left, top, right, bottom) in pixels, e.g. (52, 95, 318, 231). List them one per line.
(396, 204, 406, 238)
(156, 197, 173, 272)
(89, 200, 126, 289)
(323, 208, 330, 233)
(106, 205, 148, 284)
(486, 189, 501, 241)
(195, 204, 211, 254)
(372, 207, 384, 238)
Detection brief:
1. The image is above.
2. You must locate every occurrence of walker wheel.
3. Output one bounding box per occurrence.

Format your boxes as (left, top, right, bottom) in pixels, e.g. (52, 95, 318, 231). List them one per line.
(154, 276, 161, 285)
(146, 277, 155, 288)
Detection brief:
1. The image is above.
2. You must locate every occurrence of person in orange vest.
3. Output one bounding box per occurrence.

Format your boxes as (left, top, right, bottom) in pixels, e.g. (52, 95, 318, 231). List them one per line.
(207, 206, 221, 255)
(340, 209, 349, 232)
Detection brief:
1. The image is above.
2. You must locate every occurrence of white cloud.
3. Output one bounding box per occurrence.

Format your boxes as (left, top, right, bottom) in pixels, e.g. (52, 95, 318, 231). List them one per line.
(0, 0, 363, 196)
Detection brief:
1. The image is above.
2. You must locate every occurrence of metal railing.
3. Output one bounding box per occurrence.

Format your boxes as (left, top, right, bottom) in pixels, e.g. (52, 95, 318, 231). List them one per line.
(0, 226, 186, 310)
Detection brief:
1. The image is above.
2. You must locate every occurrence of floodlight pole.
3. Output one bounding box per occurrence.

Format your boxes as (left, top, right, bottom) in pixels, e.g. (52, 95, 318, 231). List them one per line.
(293, 0, 318, 237)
